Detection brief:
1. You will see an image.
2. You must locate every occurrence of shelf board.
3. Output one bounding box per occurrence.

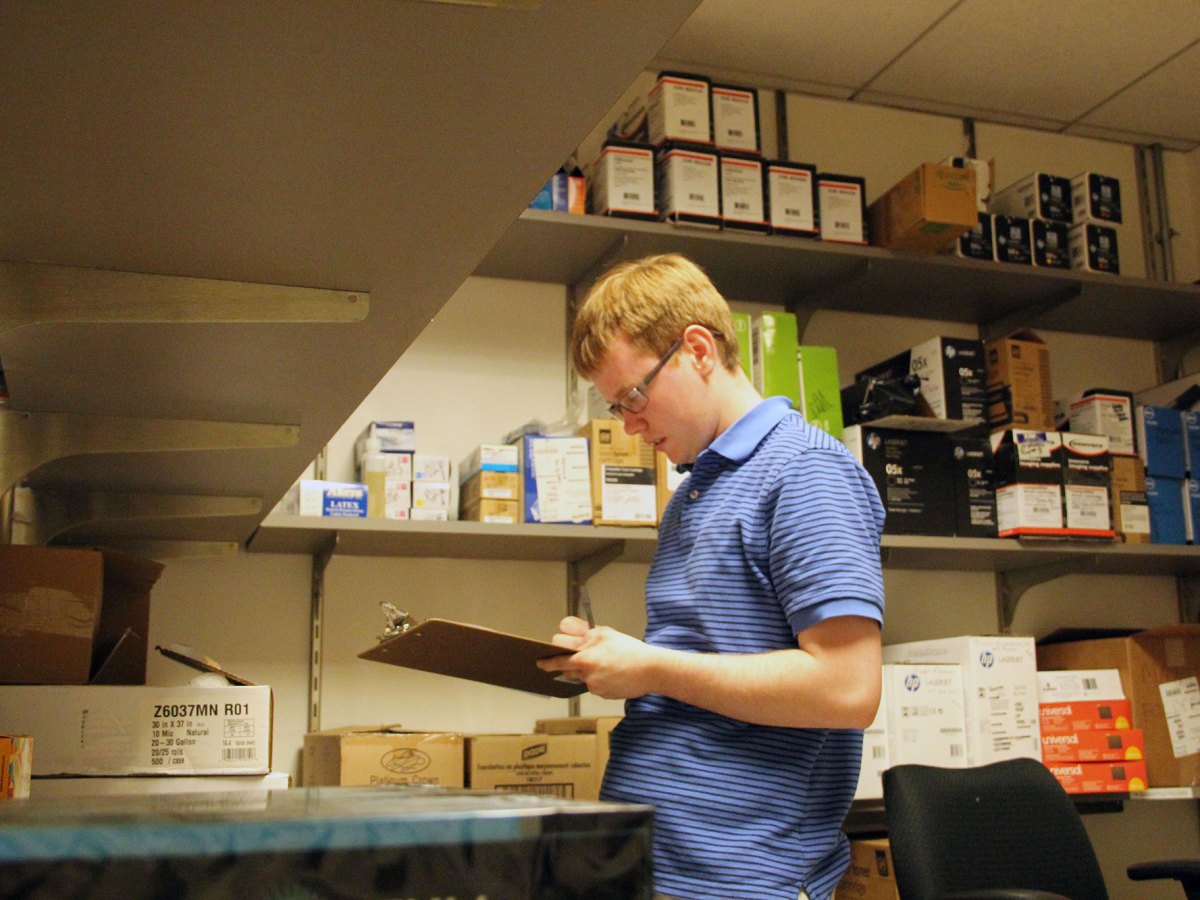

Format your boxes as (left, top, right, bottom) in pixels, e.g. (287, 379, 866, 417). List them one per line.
(477, 211, 1200, 341)
(249, 515, 1200, 578)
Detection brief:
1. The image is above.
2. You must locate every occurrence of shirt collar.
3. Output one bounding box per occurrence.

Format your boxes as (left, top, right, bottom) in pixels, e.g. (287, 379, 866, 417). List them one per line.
(680, 396, 793, 471)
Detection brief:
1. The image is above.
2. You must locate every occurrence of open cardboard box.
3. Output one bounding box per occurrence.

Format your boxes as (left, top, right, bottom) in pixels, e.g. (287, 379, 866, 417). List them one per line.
(0, 545, 164, 685)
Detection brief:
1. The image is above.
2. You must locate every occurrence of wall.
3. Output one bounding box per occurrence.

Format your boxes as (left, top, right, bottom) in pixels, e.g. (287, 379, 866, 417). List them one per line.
(142, 89, 1200, 896)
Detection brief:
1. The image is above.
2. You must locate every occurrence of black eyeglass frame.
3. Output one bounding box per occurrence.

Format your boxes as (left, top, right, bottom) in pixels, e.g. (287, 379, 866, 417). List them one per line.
(607, 337, 684, 417)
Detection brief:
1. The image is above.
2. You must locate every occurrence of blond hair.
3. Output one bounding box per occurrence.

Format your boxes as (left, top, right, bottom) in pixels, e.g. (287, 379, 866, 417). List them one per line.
(570, 253, 740, 377)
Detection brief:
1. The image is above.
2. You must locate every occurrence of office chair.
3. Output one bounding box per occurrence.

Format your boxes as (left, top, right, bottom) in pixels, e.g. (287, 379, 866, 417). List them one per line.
(882, 758, 1200, 899)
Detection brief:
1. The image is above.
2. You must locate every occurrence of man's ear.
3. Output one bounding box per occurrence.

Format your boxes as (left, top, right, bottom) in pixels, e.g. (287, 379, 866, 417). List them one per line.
(681, 324, 719, 376)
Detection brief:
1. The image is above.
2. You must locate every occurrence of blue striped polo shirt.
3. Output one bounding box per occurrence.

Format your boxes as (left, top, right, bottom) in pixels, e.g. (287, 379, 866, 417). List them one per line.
(600, 397, 885, 900)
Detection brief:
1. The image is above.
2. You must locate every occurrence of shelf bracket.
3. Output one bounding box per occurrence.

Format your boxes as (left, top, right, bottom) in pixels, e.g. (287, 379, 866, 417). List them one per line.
(979, 283, 1082, 343)
(0, 261, 368, 334)
(996, 556, 1098, 632)
(22, 489, 261, 546)
(0, 408, 299, 497)
(309, 533, 338, 734)
(1156, 325, 1200, 385)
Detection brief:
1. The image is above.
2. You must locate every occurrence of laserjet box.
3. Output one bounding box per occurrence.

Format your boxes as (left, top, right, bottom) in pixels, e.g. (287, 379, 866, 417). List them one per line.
(855, 336, 986, 422)
(843, 426, 954, 536)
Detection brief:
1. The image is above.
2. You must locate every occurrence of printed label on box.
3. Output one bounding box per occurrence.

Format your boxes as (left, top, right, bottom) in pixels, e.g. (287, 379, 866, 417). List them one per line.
(1159, 676, 1200, 759)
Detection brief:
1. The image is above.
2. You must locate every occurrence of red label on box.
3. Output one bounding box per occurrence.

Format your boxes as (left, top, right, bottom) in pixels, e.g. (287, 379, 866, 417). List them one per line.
(1038, 700, 1132, 734)
(1040, 728, 1144, 763)
(1047, 759, 1147, 794)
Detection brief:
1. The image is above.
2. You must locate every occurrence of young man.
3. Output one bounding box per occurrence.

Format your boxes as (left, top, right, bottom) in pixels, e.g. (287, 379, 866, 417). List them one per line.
(537, 253, 885, 900)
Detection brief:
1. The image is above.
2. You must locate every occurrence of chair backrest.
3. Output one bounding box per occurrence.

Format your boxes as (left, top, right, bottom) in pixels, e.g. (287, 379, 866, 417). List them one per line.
(882, 758, 1109, 900)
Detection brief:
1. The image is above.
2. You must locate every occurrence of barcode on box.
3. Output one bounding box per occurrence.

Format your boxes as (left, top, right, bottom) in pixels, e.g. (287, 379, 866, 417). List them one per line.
(222, 747, 257, 761)
(495, 782, 574, 798)
(1083, 677, 1098, 690)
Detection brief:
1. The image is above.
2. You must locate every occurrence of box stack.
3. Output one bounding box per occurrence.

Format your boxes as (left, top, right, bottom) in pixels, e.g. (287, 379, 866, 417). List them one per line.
(411, 453, 453, 521)
(1069, 171, 1122, 274)
(1038, 626, 1200, 788)
(985, 330, 1054, 433)
(989, 172, 1073, 269)
(1061, 389, 1146, 543)
(1136, 404, 1189, 543)
(1036, 668, 1146, 794)
(578, 419, 657, 526)
(357, 420, 417, 520)
(460, 443, 521, 523)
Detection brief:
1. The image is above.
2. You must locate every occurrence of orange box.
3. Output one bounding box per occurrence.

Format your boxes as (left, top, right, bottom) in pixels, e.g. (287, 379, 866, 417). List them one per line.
(1038, 699, 1132, 735)
(1047, 759, 1147, 794)
(1040, 728, 1145, 763)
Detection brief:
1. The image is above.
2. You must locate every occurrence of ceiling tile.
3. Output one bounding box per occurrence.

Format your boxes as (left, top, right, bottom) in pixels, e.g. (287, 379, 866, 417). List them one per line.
(855, 90, 1067, 132)
(1077, 41, 1200, 146)
(1065, 123, 1197, 153)
(868, 0, 1200, 121)
(656, 0, 959, 90)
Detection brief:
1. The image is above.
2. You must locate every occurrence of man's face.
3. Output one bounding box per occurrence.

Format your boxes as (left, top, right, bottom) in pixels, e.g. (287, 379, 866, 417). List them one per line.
(590, 333, 710, 464)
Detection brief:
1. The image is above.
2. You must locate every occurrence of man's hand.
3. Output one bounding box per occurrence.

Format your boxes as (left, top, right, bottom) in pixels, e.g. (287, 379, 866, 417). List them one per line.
(538, 616, 665, 700)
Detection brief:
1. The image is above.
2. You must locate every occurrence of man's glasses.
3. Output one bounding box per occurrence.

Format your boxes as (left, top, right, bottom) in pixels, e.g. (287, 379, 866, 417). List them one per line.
(607, 337, 683, 418)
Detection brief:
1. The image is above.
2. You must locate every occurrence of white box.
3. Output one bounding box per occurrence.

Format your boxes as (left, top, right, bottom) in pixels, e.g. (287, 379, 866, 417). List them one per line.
(883, 635, 1042, 766)
(411, 481, 451, 509)
(1037, 669, 1125, 702)
(409, 507, 449, 522)
(357, 420, 416, 454)
(711, 83, 759, 153)
(990, 172, 1073, 223)
(657, 144, 720, 227)
(298, 480, 367, 518)
(647, 72, 711, 147)
(1069, 222, 1120, 275)
(1071, 172, 1122, 225)
(0, 684, 273, 776)
(1067, 391, 1135, 457)
(459, 443, 520, 482)
(855, 663, 967, 800)
(590, 141, 656, 219)
(413, 454, 451, 482)
(32, 772, 291, 797)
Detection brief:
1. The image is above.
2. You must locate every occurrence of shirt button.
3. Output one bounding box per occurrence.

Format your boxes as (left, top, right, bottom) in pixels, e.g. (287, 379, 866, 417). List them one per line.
(688, 489, 700, 500)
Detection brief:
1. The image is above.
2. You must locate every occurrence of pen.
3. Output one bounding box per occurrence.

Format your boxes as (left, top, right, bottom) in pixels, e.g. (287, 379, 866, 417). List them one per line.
(580, 585, 595, 628)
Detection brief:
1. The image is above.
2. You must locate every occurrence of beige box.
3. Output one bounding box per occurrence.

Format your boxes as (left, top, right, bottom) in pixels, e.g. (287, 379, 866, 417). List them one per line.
(868, 162, 978, 253)
(834, 838, 900, 900)
(461, 470, 522, 507)
(985, 330, 1054, 431)
(1111, 454, 1150, 543)
(461, 498, 520, 524)
(302, 726, 464, 787)
(0, 683, 272, 776)
(577, 419, 657, 526)
(466, 733, 598, 800)
(535, 716, 622, 789)
(1037, 626, 1200, 787)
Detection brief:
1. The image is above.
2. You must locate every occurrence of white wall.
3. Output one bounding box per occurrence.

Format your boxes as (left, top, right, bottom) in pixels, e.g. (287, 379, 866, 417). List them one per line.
(140, 89, 1200, 897)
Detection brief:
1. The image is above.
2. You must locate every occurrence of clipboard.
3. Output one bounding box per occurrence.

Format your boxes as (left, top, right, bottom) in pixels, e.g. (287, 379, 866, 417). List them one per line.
(358, 618, 586, 698)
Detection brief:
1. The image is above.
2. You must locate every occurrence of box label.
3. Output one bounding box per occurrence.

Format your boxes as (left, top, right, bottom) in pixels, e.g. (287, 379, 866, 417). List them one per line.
(1159, 676, 1200, 759)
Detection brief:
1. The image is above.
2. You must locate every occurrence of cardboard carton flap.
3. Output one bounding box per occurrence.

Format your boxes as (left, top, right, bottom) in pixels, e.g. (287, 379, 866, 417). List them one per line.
(155, 643, 256, 686)
(1039, 627, 1139, 646)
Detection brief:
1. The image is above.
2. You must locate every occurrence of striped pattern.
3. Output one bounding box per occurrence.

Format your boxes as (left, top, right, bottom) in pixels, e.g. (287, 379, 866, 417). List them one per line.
(601, 399, 885, 900)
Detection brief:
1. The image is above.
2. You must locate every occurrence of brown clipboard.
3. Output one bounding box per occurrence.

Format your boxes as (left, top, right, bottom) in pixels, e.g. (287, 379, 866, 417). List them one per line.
(358, 618, 586, 698)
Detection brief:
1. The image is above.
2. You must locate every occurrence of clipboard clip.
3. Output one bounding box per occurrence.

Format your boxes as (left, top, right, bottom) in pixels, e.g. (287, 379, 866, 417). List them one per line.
(379, 602, 415, 640)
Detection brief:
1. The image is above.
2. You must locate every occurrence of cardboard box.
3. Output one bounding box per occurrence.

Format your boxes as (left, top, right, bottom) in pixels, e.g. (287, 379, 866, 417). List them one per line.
(943, 155, 993, 212)
(0, 545, 163, 685)
(535, 715, 622, 789)
(719, 152, 767, 233)
(1069, 223, 1120, 275)
(1067, 390, 1136, 457)
(461, 470, 522, 507)
(461, 498, 521, 524)
(751, 311, 801, 407)
(950, 435, 998, 538)
(589, 140, 657, 220)
(647, 71, 712, 147)
(992, 215, 1032, 264)
(766, 160, 818, 237)
(855, 336, 987, 422)
(298, 480, 368, 518)
(522, 435, 592, 524)
(1048, 759, 1148, 794)
(1038, 699, 1133, 735)
(985, 330, 1054, 431)
(1072, 172, 1122, 224)
(1111, 454, 1150, 543)
(883, 635, 1042, 766)
(1060, 432, 1115, 538)
(868, 163, 977, 253)
(797, 345, 844, 439)
(0, 735, 31, 799)
(302, 726, 464, 787)
(711, 82, 759, 154)
(578, 420, 656, 526)
(1037, 667, 1126, 702)
(466, 734, 598, 800)
(834, 838, 900, 900)
(1037, 626, 1200, 786)
(0, 682, 272, 776)
(1041, 728, 1145, 763)
(990, 429, 1064, 537)
(843, 426, 955, 536)
(817, 173, 867, 244)
(459, 443, 520, 483)
(990, 172, 1073, 223)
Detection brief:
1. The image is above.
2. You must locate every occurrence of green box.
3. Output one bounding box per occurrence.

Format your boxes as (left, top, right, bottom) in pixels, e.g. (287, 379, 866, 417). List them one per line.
(797, 345, 844, 439)
(731, 311, 752, 378)
(751, 312, 800, 407)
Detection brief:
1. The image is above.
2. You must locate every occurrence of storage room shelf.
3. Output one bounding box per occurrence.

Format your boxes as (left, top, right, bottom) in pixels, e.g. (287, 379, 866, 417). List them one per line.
(476, 210, 1200, 341)
(248, 515, 1200, 577)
